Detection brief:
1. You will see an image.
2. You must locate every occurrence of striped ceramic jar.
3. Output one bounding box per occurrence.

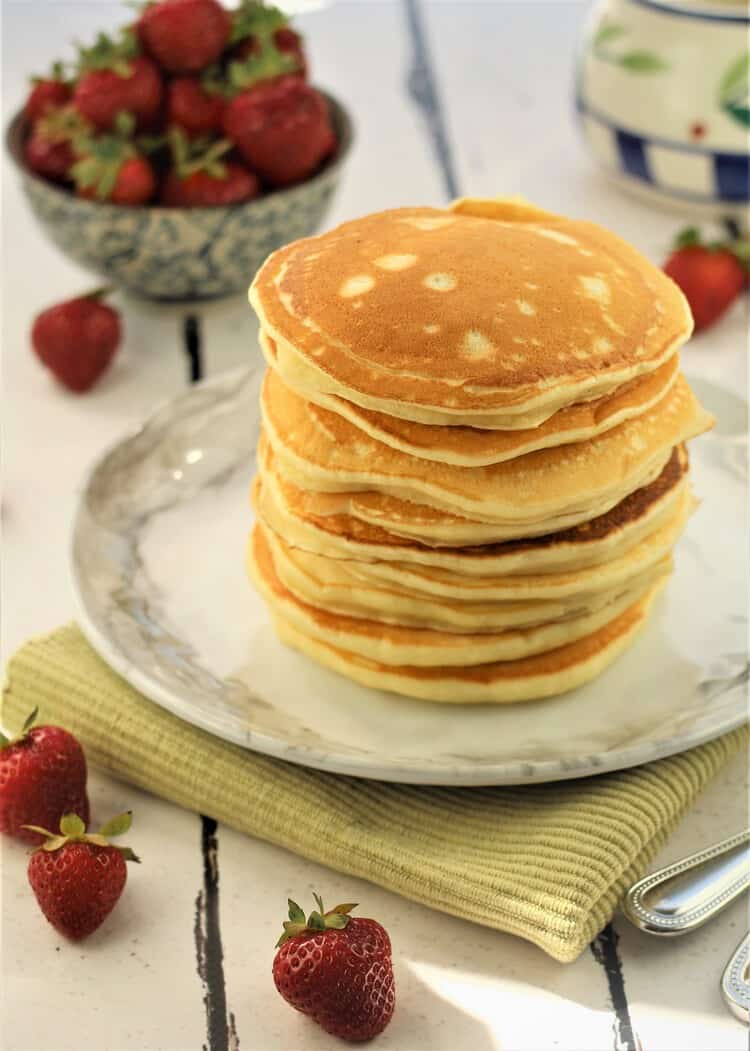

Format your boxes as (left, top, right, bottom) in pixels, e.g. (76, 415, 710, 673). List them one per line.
(577, 0, 749, 219)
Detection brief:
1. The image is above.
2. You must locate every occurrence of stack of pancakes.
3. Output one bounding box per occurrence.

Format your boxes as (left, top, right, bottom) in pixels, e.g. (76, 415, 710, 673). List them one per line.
(246, 197, 713, 703)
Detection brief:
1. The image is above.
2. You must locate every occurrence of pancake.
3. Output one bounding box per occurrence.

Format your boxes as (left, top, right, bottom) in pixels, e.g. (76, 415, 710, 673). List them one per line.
(260, 330, 680, 466)
(249, 200, 692, 428)
(246, 198, 712, 703)
(260, 519, 675, 633)
(253, 443, 691, 576)
(274, 461, 670, 547)
(248, 522, 664, 668)
(260, 368, 711, 537)
(326, 486, 692, 602)
(270, 579, 665, 704)
(259, 433, 677, 547)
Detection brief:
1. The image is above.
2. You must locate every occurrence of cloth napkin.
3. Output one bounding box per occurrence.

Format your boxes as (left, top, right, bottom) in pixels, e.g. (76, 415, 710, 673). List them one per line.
(3, 624, 746, 963)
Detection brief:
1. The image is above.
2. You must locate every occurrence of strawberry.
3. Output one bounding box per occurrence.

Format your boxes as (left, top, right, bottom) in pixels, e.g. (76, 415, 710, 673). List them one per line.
(24, 104, 91, 183)
(223, 75, 334, 187)
(138, 0, 231, 74)
(25, 130, 75, 182)
(273, 895, 395, 1042)
(664, 227, 747, 331)
(73, 31, 163, 131)
(72, 112, 156, 205)
(25, 812, 140, 941)
(161, 161, 259, 205)
(230, 1, 306, 78)
(233, 27, 306, 77)
(32, 290, 122, 393)
(76, 155, 155, 205)
(234, 27, 306, 77)
(25, 63, 71, 123)
(0, 709, 89, 845)
(161, 128, 260, 205)
(166, 77, 225, 137)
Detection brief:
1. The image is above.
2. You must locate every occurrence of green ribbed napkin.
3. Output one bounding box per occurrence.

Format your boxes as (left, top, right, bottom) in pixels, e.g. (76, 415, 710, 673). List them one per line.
(3, 624, 746, 962)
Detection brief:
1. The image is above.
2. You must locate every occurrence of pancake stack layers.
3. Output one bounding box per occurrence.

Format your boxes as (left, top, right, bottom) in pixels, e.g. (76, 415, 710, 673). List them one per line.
(247, 197, 713, 704)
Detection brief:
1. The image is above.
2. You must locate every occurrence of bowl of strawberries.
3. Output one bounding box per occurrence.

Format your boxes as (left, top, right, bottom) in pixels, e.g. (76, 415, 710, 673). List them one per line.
(6, 0, 353, 301)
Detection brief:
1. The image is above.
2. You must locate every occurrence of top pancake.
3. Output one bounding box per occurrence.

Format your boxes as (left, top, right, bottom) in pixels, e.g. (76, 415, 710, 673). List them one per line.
(249, 198, 692, 428)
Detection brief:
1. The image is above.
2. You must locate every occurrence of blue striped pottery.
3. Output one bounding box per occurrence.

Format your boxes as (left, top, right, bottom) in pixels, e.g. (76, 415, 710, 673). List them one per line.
(6, 92, 353, 302)
(577, 0, 749, 217)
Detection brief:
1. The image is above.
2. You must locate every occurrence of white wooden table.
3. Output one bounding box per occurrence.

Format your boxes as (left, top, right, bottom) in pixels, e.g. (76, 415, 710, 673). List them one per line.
(2, 3, 748, 1049)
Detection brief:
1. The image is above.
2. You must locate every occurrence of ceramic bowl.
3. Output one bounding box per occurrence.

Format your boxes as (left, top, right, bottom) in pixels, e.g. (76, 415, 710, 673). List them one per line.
(576, 0, 749, 218)
(6, 92, 353, 301)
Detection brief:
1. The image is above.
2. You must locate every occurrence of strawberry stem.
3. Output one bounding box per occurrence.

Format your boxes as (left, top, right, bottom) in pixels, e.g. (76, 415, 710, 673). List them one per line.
(71, 116, 140, 200)
(31, 60, 72, 87)
(76, 28, 140, 78)
(672, 224, 750, 272)
(275, 894, 358, 947)
(167, 127, 233, 180)
(230, 1, 289, 45)
(82, 286, 113, 302)
(225, 42, 298, 97)
(0, 707, 38, 749)
(22, 811, 141, 862)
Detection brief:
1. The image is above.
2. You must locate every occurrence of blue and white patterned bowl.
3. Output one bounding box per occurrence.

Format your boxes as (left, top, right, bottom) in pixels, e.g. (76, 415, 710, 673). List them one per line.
(6, 91, 353, 302)
(577, 0, 749, 218)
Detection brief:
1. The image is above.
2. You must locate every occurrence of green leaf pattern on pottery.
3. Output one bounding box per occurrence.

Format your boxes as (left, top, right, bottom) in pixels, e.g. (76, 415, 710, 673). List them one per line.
(719, 52, 750, 128)
(593, 21, 669, 74)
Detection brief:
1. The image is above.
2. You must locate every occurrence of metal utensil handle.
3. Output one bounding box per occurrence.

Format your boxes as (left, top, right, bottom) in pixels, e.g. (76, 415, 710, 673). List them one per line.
(721, 933, 750, 1024)
(622, 829, 750, 936)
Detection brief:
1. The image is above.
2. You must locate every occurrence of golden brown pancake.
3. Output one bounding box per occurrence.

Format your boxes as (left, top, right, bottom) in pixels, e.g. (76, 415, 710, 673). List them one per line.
(260, 367, 711, 538)
(253, 442, 691, 576)
(245, 197, 710, 705)
(268, 458, 670, 547)
(249, 201, 692, 428)
(270, 580, 664, 703)
(323, 488, 691, 602)
(260, 330, 680, 466)
(248, 521, 663, 667)
(260, 516, 678, 633)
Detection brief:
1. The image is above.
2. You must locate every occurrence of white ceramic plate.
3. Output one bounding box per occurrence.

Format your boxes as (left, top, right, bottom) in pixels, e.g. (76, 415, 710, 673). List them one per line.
(70, 365, 748, 785)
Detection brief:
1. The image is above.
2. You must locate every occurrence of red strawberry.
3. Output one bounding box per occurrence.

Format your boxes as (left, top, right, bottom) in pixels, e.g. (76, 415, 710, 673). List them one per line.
(26, 812, 140, 941)
(24, 104, 90, 183)
(72, 112, 156, 205)
(138, 0, 231, 74)
(166, 77, 225, 137)
(161, 126, 259, 206)
(273, 895, 395, 1042)
(664, 228, 747, 331)
(25, 129, 75, 182)
(162, 161, 259, 205)
(0, 710, 90, 845)
(73, 31, 163, 131)
(25, 64, 71, 123)
(76, 155, 155, 205)
(223, 77, 335, 187)
(32, 290, 122, 393)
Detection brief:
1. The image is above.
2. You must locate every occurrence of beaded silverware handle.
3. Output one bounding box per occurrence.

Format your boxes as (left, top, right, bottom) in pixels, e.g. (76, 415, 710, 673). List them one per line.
(622, 830, 750, 936)
(722, 932, 750, 1024)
